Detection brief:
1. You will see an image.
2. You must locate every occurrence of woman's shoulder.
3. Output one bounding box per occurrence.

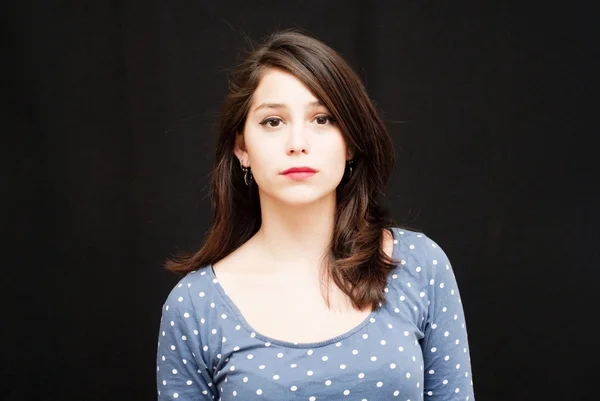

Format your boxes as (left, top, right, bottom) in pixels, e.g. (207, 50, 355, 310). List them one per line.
(160, 266, 219, 315)
(388, 226, 454, 281)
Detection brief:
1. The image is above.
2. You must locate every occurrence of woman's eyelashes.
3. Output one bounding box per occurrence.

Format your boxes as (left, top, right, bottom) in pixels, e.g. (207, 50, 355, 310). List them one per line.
(259, 114, 337, 129)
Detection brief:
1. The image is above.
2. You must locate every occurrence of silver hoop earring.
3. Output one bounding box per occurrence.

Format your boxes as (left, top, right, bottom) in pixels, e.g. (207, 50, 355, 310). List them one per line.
(240, 160, 254, 186)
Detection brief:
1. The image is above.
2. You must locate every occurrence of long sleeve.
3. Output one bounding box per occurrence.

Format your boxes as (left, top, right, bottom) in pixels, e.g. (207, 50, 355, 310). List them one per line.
(156, 276, 214, 400)
(420, 239, 475, 400)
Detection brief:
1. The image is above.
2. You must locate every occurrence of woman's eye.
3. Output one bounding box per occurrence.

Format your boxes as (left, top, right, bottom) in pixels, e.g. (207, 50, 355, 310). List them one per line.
(315, 115, 336, 125)
(259, 117, 283, 128)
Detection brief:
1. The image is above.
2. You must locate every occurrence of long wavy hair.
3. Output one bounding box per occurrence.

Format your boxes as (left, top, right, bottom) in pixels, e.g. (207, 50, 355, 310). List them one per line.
(165, 28, 400, 311)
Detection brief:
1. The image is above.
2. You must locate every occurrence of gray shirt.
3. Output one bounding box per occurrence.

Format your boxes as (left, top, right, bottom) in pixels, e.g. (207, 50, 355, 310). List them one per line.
(156, 228, 475, 400)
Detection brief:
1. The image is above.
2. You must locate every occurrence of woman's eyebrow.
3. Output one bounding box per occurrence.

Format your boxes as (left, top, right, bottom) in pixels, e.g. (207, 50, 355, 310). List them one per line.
(252, 100, 323, 113)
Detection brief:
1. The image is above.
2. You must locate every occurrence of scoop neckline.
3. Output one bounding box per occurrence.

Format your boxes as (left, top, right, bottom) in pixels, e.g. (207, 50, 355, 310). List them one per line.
(206, 227, 401, 349)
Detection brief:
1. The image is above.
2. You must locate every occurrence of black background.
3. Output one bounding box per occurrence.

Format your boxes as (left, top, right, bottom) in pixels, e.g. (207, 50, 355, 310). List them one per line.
(2, 1, 597, 400)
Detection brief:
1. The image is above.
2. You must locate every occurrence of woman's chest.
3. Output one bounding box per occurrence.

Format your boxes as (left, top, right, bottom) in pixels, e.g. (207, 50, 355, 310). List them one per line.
(212, 321, 425, 400)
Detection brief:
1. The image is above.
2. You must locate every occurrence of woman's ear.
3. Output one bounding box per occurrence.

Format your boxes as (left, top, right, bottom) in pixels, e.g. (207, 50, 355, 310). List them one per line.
(233, 132, 249, 166)
(346, 146, 355, 161)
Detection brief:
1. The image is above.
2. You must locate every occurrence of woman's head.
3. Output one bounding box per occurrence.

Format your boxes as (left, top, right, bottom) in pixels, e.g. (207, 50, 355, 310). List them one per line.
(167, 29, 398, 310)
(218, 29, 394, 210)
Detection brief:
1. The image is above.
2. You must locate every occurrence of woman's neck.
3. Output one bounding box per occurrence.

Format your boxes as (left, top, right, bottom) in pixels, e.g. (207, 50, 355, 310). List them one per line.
(252, 192, 336, 272)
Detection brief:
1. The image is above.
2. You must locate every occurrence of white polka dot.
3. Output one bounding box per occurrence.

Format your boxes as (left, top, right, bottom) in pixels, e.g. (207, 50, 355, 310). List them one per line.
(222, 337, 227, 343)
(390, 363, 396, 369)
(233, 391, 237, 396)
(172, 369, 177, 374)
(444, 331, 449, 337)
(445, 356, 450, 361)
(404, 331, 409, 336)
(398, 346, 404, 352)
(340, 364, 347, 369)
(173, 393, 179, 398)
(352, 349, 359, 355)
(200, 318, 205, 324)
(433, 260, 438, 265)
(431, 323, 438, 329)
(358, 372, 365, 379)
(431, 347, 437, 353)
(409, 244, 415, 249)
(307, 370, 313, 376)
(380, 340, 386, 345)
(291, 386, 297, 391)
(442, 307, 447, 312)
(233, 346, 239, 351)
(394, 239, 398, 244)
(291, 363, 297, 368)
(393, 390, 399, 396)
(235, 325, 241, 330)
(362, 334, 368, 339)
(343, 390, 350, 395)
(256, 389, 262, 395)
(406, 372, 411, 378)
(307, 350, 313, 355)
(430, 279, 435, 285)
(336, 342, 342, 347)
(183, 312, 190, 318)
(211, 329, 217, 335)
(185, 380, 192, 386)
(392, 274, 398, 279)
(322, 356, 329, 361)
(203, 345, 208, 351)
(455, 388, 460, 393)
(247, 354, 254, 359)
(170, 345, 176, 351)
(443, 379, 448, 385)
(177, 297, 183, 302)
(309, 397, 316, 401)
(370, 356, 377, 361)
(277, 352, 283, 358)
(439, 283, 445, 288)
(210, 302, 215, 308)
(416, 266, 422, 272)
(221, 314, 227, 319)
(429, 369, 435, 374)
(273, 374, 279, 380)
(170, 321, 175, 327)
(427, 391, 433, 396)
(259, 365, 265, 369)
(165, 305, 169, 311)
(193, 329, 199, 335)
(325, 380, 332, 386)
(182, 359, 187, 364)
(419, 292, 425, 297)
(243, 377, 248, 382)
(229, 365, 235, 371)
(199, 292, 205, 297)
(265, 342, 271, 347)
(388, 323, 393, 328)
(250, 332, 256, 338)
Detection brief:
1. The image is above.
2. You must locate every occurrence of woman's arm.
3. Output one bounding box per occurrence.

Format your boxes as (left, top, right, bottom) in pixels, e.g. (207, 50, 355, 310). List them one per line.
(420, 239, 476, 400)
(156, 277, 214, 400)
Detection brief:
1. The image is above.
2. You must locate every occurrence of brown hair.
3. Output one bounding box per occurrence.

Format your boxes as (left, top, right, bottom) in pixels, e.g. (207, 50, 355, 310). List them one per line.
(165, 28, 399, 311)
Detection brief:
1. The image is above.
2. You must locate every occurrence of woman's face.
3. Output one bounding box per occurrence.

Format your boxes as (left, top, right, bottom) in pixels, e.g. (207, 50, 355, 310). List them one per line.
(235, 67, 350, 206)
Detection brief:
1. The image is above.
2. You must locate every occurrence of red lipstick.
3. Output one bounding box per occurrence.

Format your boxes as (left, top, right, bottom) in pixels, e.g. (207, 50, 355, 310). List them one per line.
(281, 166, 317, 181)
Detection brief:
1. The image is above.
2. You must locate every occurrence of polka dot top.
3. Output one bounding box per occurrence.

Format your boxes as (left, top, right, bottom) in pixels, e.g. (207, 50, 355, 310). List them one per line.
(156, 228, 475, 400)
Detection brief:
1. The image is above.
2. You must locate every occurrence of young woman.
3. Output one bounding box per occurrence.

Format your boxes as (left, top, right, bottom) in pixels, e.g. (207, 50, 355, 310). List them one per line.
(156, 29, 475, 400)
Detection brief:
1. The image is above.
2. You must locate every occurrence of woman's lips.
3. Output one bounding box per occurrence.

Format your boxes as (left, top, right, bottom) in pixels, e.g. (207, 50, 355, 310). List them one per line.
(281, 167, 317, 181)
